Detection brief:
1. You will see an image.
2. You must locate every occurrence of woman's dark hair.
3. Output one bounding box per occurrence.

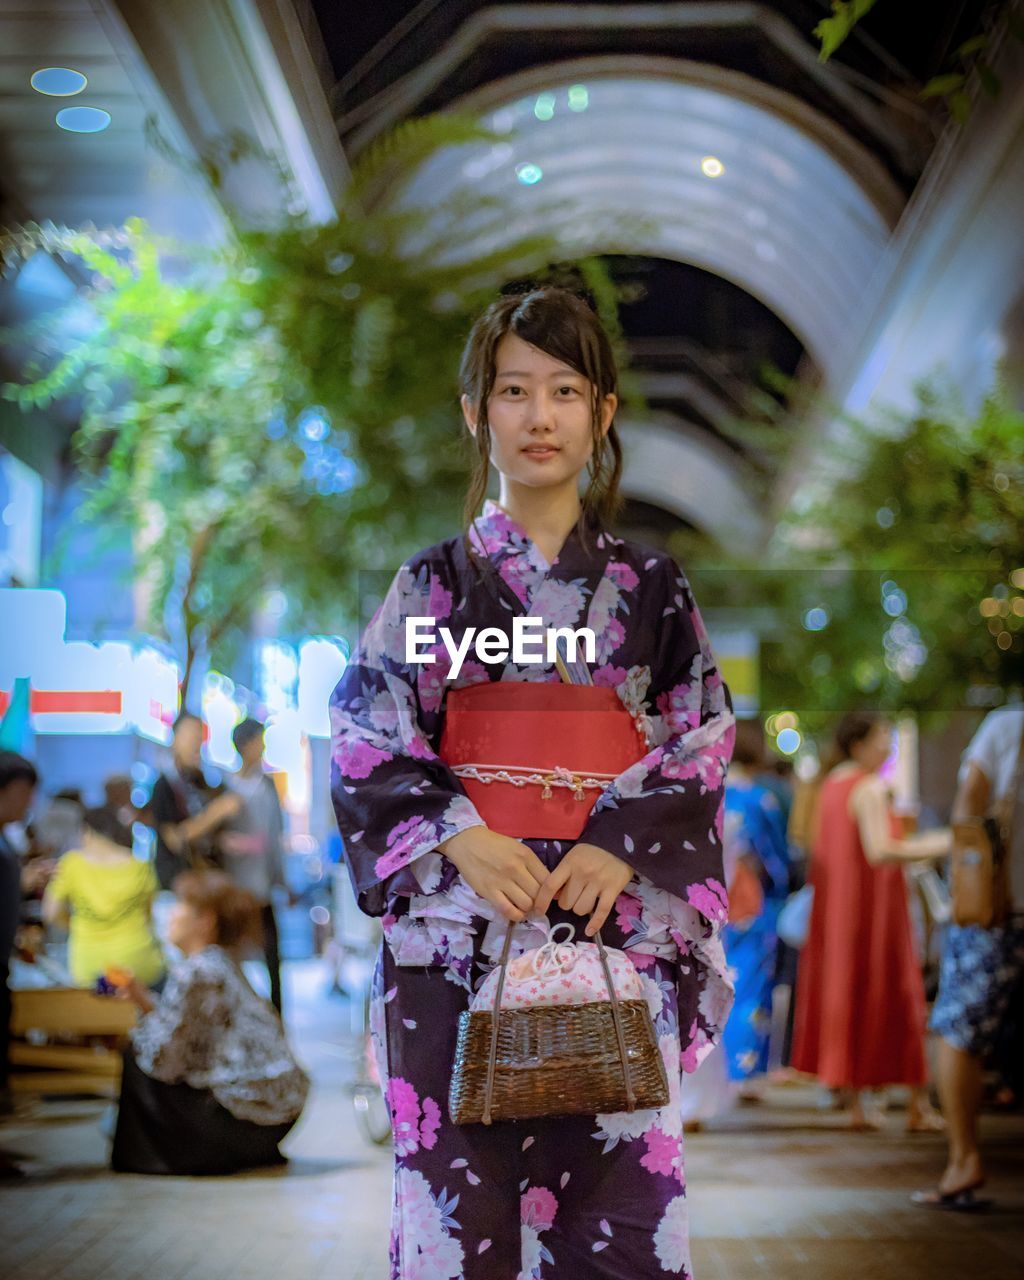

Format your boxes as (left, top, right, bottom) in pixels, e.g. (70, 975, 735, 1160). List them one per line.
(834, 710, 888, 762)
(83, 805, 134, 850)
(458, 287, 623, 537)
(172, 870, 261, 951)
(0, 751, 38, 792)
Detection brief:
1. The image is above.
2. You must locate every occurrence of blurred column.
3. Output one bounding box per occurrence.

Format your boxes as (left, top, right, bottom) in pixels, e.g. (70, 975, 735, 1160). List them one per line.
(97, 0, 350, 227)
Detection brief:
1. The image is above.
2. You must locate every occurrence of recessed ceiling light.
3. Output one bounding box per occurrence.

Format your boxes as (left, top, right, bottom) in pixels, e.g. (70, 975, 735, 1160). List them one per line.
(56, 106, 111, 133)
(31, 67, 88, 96)
(701, 155, 725, 178)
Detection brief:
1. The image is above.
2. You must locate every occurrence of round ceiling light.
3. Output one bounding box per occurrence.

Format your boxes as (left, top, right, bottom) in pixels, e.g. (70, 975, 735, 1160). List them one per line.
(55, 106, 111, 133)
(31, 67, 88, 96)
(701, 155, 725, 178)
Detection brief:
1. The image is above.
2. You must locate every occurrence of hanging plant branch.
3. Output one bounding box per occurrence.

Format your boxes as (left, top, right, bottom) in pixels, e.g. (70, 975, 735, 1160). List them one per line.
(813, 1, 1024, 124)
(2, 113, 638, 704)
(814, 0, 879, 62)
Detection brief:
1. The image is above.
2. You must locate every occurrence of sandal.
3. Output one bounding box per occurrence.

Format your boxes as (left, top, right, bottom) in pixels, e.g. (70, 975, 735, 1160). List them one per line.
(848, 1108, 886, 1132)
(906, 1110, 946, 1133)
(910, 1184, 992, 1212)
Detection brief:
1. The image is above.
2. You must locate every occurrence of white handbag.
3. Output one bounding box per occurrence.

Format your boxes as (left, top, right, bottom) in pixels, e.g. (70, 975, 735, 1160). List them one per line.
(777, 884, 814, 949)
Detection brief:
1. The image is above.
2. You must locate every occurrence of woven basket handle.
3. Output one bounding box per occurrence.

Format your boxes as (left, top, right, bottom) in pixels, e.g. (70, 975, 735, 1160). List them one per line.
(594, 930, 637, 1112)
(480, 922, 636, 1125)
(481, 923, 515, 1125)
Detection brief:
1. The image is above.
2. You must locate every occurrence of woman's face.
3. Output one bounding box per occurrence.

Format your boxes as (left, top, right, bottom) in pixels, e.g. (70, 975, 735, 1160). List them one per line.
(461, 333, 617, 495)
(851, 721, 893, 773)
(166, 898, 215, 954)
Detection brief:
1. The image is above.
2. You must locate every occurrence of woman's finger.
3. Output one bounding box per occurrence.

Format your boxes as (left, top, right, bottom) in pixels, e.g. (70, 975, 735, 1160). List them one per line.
(558, 875, 586, 911)
(495, 892, 526, 923)
(572, 886, 599, 918)
(504, 880, 535, 914)
(586, 887, 618, 937)
(513, 862, 546, 897)
(519, 846, 549, 887)
(532, 862, 571, 916)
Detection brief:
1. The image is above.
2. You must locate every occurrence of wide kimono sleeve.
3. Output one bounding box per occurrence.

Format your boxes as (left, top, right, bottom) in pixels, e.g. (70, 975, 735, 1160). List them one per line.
(329, 558, 487, 916)
(130, 962, 222, 1083)
(580, 555, 736, 1067)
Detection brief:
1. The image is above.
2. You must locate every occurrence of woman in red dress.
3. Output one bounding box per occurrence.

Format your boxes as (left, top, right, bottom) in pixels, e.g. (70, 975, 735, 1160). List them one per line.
(792, 711, 949, 1130)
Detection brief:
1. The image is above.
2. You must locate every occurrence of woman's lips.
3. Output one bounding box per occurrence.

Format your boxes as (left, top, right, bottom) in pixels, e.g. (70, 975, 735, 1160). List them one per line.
(522, 446, 560, 460)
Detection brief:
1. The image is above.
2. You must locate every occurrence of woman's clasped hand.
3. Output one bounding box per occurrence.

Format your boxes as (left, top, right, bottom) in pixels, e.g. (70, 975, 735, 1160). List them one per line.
(439, 828, 633, 935)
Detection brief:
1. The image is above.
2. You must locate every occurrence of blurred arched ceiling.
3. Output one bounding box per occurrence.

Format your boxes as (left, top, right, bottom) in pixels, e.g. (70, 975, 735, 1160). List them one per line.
(396, 63, 902, 382)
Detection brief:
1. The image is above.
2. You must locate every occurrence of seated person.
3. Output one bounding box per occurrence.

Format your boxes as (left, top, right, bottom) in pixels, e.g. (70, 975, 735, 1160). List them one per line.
(43, 806, 165, 990)
(111, 870, 309, 1175)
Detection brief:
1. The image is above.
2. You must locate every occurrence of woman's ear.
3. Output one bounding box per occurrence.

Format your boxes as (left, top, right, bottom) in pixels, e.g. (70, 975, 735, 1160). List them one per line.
(460, 393, 478, 438)
(599, 392, 618, 438)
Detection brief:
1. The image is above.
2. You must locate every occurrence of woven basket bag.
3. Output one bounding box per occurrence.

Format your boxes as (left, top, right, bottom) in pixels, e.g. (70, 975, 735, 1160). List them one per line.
(449, 924, 669, 1125)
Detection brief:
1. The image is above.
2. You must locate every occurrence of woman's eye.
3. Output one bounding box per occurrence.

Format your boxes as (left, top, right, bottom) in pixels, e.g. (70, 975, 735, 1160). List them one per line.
(498, 384, 579, 396)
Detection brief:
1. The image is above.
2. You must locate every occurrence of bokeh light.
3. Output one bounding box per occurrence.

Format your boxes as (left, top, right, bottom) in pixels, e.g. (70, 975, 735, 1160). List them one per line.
(55, 106, 111, 133)
(803, 606, 829, 631)
(31, 68, 88, 96)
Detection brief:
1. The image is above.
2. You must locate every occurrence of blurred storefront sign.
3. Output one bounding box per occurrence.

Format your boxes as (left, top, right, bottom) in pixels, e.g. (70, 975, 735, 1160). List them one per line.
(0, 449, 43, 587)
(713, 629, 759, 720)
(0, 586, 346, 822)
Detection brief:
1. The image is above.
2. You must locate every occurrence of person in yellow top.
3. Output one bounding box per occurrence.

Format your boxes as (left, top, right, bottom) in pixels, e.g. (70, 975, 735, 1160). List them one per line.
(43, 805, 165, 989)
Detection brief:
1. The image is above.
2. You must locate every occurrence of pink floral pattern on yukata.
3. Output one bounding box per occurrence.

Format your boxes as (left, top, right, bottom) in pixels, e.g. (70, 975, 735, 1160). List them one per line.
(387, 1077, 442, 1157)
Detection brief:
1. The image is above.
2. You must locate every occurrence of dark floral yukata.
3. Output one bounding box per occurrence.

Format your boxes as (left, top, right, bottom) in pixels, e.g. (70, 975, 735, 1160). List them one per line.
(330, 500, 735, 1279)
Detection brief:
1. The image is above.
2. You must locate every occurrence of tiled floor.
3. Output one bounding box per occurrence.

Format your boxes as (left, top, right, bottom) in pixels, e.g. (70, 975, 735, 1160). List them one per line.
(2, 962, 1022, 1279)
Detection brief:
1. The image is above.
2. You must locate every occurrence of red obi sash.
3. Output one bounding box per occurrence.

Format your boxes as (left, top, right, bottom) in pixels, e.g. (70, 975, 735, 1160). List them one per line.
(439, 681, 648, 840)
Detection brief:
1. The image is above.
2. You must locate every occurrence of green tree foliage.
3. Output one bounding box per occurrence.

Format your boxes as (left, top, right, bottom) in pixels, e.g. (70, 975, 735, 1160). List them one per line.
(813, 0, 879, 62)
(685, 385, 1023, 740)
(813, 1, 1022, 123)
(1, 115, 631, 701)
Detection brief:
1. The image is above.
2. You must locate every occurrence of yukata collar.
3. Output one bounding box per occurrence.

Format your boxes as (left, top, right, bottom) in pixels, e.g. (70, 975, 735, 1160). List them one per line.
(468, 498, 612, 577)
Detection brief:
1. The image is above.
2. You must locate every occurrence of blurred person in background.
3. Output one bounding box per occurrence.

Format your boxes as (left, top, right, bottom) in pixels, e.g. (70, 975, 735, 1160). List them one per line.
(917, 702, 1024, 1210)
(0, 752, 46, 1144)
(103, 773, 136, 822)
(33, 788, 85, 861)
(110, 870, 308, 1176)
(42, 805, 165, 991)
(721, 724, 791, 1096)
(756, 756, 795, 834)
(221, 718, 288, 1013)
(765, 753, 808, 1076)
(791, 711, 950, 1130)
(149, 712, 242, 891)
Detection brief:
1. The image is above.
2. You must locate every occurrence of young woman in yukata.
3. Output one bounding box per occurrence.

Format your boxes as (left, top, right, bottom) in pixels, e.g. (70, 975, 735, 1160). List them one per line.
(330, 287, 736, 1280)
